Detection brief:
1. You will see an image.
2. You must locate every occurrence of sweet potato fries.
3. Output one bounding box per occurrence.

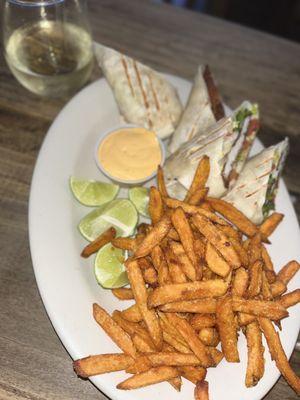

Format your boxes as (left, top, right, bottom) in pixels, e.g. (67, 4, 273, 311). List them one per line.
(74, 160, 300, 399)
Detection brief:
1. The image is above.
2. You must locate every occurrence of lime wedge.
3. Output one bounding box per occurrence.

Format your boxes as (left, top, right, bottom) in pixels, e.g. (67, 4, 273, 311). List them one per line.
(70, 177, 119, 206)
(129, 187, 150, 217)
(94, 243, 129, 288)
(78, 199, 138, 241)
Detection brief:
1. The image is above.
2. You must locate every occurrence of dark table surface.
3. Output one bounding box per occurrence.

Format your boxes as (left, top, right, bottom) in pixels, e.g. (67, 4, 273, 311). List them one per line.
(0, 1, 299, 399)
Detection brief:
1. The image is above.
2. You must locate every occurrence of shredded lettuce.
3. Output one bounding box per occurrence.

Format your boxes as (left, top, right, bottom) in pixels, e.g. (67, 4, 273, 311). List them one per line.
(262, 176, 277, 218)
(233, 108, 252, 132)
(233, 103, 258, 133)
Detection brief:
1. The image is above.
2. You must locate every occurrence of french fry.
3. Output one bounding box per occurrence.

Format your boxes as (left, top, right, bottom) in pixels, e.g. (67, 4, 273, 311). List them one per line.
(219, 224, 241, 242)
(112, 311, 152, 343)
(198, 327, 220, 347)
(136, 233, 146, 247)
(157, 165, 169, 198)
(244, 321, 265, 387)
(216, 296, 239, 362)
(166, 313, 213, 367)
(171, 207, 198, 267)
(190, 314, 216, 330)
(143, 267, 158, 286)
(146, 352, 204, 366)
(126, 259, 163, 350)
(149, 186, 164, 224)
(132, 334, 156, 353)
(162, 331, 191, 354)
(170, 241, 198, 281)
(164, 197, 228, 226)
(112, 288, 134, 300)
(277, 260, 300, 285)
(159, 312, 185, 337)
(126, 354, 182, 391)
(169, 376, 182, 392)
(158, 312, 189, 346)
(93, 304, 136, 358)
(121, 304, 142, 322)
(259, 317, 300, 394)
(202, 264, 216, 282)
(117, 366, 179, 390)
(73, 354, 134, 378)
(260, 212, 284, 239)
(137, 223, 151, 235)
(207, 197, 258, 237)
(188, 187, 209, 206)
(261, 244, 276, 283)
(111, 237, 137, 251)
(247, 233, 262, 264)
(232, 267, 249, 297)
(205, 242, 231, 277)
(179, 366, 207, 384)
(208, 347, 224, 365)
(238, 313, 255, 327)
(200, 202, 214, 212)
(134, 214, 172, 258)
(192, 214, 241, 269)
(265, 270, 277, 284)
(168, 227, 180, 241)
(151, 245, 170, 285)
(81, 227, 116, 258)
(271, 280, 287, 297)
(278, 289, 300, 308)
(230, 236, 249, 267)
(194, 380, 209, 400)
(137, 257, 154, 270)
(165, 244, 188, 283)
(160, 298, 217, 314)
(148, 280, 228, 308)
(237, 297, 296, 327)
(194, 238, 206, 258)
(247, 260, 263, 298)
(232, 298, 288, 320)
(126, 354, 152, 374)
(184, 155, 210, 202)
(261, 271, 273, 301)
(160, 299, 217, 315)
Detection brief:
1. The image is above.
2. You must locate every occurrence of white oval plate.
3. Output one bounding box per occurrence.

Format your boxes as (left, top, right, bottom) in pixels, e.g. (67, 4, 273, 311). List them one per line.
(29, 74, 300, 400)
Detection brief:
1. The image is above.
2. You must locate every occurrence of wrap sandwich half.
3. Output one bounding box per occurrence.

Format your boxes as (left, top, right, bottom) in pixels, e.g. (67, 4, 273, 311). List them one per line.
(164, 116, 238, 199)
(94, 43, 183, 139)
(164, 101, 259, 199)
(168, 65, 224, 154)
(223, 138, 289, 224)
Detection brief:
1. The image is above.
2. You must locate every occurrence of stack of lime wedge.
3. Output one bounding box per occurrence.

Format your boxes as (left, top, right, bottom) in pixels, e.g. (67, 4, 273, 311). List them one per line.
(71, 178, 151, 289)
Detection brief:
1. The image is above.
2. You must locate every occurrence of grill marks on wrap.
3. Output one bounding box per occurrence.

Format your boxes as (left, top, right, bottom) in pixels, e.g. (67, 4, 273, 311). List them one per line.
(148, 73, 161, 112)
(133, 60, 152, 128)
(187, 112, 204, 141)
(121, 56, 135, 97)
(121, 56, 174, 131)
(188, 133, 228, 158)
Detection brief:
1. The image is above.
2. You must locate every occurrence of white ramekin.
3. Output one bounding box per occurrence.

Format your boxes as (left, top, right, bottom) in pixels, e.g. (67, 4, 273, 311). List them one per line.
(94, 125, 166, 185)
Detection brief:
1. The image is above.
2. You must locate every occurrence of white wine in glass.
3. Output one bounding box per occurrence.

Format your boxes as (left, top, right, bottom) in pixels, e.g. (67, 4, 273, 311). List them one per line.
(3, 0, 94, 97)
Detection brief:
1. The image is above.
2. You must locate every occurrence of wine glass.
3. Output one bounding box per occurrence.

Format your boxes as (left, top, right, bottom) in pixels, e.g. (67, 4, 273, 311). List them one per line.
(2, 0, 94, 97)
